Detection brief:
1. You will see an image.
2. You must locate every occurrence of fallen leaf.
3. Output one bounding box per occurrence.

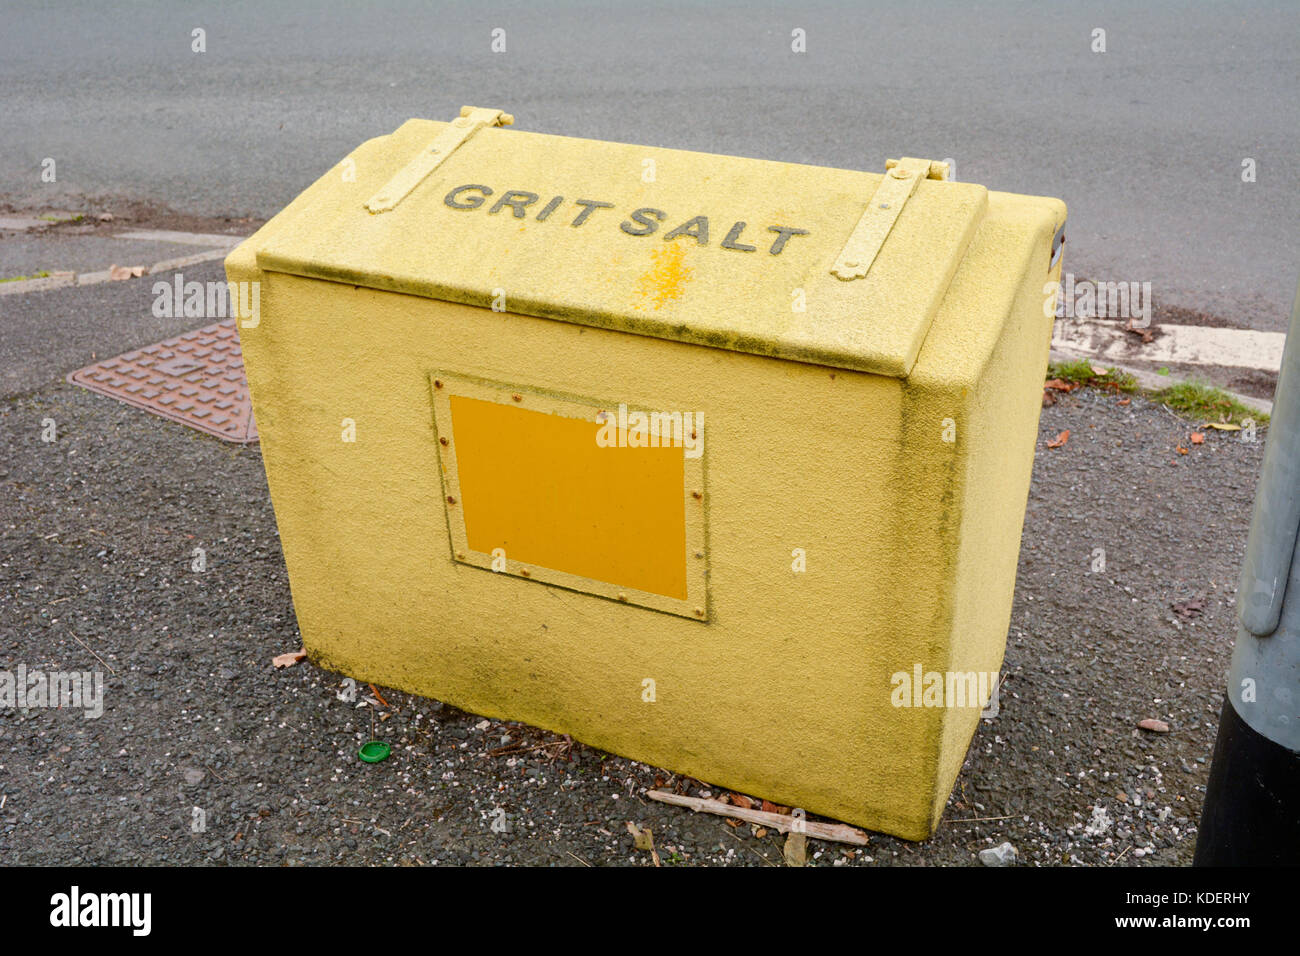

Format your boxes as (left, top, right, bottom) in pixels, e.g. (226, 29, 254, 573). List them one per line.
(784, 831, 807, 867)
(724, 818, 742, 827)
(272, 649, 307, 668)
(729, 793, 755, 810)
(1044, 378, 1076, 392)
(754, 827, 768, 838)
(626, 821, 654, 851)
(1172, 591, 1206, 619)
(1125, 321, 1156, 344)
(1117, 398, 1131, 406)
(1177, 446, 1189, 455)
(626, 821, 660, 866)
(1137, 718, 1171, 733)
(1042, 390, 1057, 407)
(1190, 432, 1204, 445)
(1047, 430, 1070, 449)
(108, 263, 145, 281)
(1090, 365, 1109, 376)
(1201, 422, 1241, 431)
(761, 800, 791, 815)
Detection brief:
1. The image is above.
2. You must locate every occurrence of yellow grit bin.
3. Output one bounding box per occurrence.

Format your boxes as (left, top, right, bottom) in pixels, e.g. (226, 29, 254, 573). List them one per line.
(227, 106, 1066, 840)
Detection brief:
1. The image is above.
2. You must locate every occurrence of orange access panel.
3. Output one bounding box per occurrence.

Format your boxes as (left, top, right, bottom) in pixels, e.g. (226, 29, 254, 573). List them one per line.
(432, 377, 707, 619)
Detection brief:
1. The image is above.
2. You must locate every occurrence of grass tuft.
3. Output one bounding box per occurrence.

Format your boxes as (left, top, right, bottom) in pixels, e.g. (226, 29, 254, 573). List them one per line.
(1150, 381, 1267, 427)
(0, 270, 51, 283)
(1047, 359, 1138, 393)
(1048, 360, 1268, 427)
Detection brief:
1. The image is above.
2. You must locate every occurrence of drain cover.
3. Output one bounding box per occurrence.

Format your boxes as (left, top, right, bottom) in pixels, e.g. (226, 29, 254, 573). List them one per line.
(68, 320, 257, 443)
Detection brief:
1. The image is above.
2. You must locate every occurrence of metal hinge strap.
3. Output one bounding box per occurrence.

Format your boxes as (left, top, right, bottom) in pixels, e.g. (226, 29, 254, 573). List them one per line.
(364, 106, 514, 214)
(830, 157, 950, 281)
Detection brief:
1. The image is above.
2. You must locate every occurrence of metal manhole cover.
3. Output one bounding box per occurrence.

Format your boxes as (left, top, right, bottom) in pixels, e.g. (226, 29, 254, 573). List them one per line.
(67, 319, 257, 443)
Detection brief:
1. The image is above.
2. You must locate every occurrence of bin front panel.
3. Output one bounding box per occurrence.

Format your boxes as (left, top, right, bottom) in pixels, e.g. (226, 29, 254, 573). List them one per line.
(233, 270, 955, 838)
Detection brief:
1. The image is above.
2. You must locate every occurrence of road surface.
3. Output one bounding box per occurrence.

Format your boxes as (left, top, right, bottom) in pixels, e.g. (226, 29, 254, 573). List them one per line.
(1, 0, 1297, 328)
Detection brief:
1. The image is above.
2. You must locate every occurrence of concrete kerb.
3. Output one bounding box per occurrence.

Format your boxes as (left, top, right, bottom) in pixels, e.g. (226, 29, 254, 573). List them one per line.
(0, 235, 237, 295)
(1050, 346, 1273, 418)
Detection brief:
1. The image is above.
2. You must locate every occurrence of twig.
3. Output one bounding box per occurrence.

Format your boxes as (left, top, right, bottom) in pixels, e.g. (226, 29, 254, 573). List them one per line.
(566, 850, 591, 867)
(718, 822, 777, 867)
(368, 684, 390, 709)
(951, 814, 1015, 823)
(1109, 844, 1132, 866)
(483, 739, 570, 759)
(68, 629, 115, 674)
(646, 790, 869, 846)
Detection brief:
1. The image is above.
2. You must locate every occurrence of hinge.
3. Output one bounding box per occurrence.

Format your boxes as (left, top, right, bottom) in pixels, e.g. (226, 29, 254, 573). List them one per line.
(364, 106, 514, 214)
(831, 157, 950, 281)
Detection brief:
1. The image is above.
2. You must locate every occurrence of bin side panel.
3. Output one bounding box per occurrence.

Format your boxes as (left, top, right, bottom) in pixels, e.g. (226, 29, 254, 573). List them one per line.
(909, 194, 1066, 830)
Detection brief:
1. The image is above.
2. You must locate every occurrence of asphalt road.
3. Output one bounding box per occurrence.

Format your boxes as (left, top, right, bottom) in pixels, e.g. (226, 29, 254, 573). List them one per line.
(1, 1, 1298, 329)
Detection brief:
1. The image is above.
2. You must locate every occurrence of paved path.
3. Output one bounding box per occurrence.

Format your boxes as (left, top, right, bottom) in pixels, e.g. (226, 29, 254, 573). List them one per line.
(1, 1, 1298, 329)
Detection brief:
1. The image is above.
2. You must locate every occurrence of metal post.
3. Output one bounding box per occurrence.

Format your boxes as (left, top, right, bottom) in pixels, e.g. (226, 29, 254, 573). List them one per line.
(1195, 274, 1300, 865)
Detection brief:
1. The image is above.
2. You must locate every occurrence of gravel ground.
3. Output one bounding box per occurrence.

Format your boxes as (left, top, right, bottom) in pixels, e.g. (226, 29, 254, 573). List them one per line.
(0, 370, 1265, 866)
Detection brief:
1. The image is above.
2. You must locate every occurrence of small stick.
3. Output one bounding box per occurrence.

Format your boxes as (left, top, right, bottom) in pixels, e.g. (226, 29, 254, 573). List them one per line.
(646, 790, 869, 846)
(952, 814, 1015, 823)
(483, 740, 569, 758)
(68, 630, 115, 675)
(369, 684, 390, 708)
(718, 822, 778, 867)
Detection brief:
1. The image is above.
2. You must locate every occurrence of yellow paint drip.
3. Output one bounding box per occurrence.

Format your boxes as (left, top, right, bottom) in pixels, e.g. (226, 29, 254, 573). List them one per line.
(635, 244, 692, 311)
